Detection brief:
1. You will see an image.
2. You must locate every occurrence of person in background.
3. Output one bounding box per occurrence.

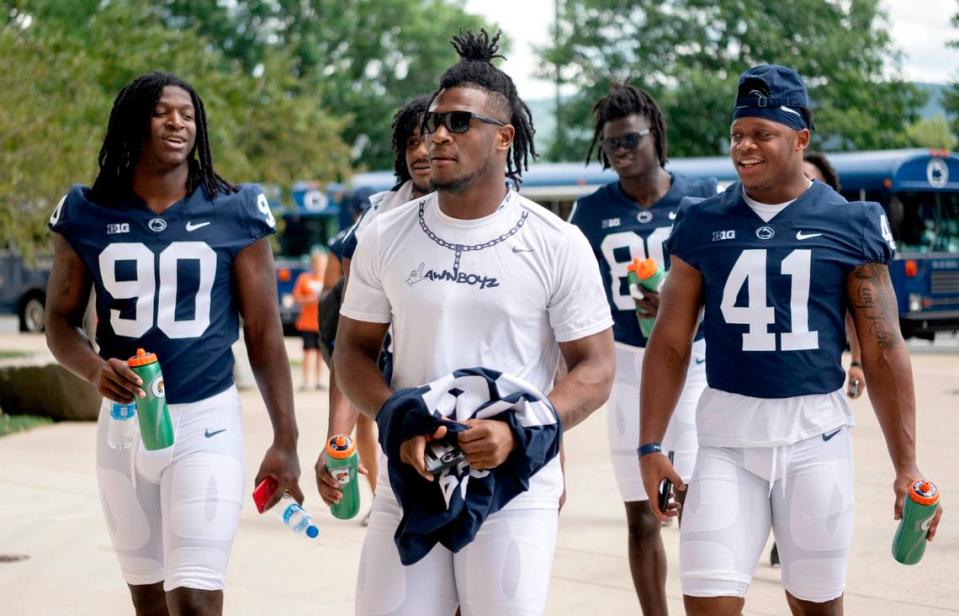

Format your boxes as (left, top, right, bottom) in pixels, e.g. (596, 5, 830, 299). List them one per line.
(293, 250, 328, 391)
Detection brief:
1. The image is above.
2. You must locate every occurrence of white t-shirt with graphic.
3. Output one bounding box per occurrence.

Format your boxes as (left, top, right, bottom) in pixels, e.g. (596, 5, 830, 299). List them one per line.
(342, 190, 613, 508)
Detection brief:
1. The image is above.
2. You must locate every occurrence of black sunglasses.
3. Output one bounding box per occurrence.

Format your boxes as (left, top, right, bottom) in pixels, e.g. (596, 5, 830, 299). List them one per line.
(421, 110, 507, 134)
(601, 129, 652, 153)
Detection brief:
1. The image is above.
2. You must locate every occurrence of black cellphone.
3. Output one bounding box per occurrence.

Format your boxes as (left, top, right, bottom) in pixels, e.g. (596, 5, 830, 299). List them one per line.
(424, 438, 466, 474)
(657, 451, 675, 514)
(848, 379, 861, 398)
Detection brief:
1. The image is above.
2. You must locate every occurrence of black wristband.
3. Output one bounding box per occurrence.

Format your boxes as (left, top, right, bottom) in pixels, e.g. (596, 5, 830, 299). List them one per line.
(637, 442, 662, 457)
(850, 361, 862, 367)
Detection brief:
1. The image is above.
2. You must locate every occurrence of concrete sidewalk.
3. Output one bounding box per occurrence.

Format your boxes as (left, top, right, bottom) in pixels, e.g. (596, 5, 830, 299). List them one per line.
(0, 339, 956, 614)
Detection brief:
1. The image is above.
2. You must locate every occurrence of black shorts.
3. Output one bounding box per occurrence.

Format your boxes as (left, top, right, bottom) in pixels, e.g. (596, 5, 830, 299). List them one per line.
(301, 331, 320, 350)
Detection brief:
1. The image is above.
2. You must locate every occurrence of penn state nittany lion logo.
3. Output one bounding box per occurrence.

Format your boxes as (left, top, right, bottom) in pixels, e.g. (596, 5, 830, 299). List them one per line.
(927, 158, 948, 189)
(755, 226, 775, 240)
(148, 218, 167, 232)
(637, 210, 654, 224)
(150, 375, 165, 399)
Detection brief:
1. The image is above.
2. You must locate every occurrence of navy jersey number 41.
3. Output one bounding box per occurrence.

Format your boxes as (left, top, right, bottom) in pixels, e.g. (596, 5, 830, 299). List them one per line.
(665, 181, 895, 399)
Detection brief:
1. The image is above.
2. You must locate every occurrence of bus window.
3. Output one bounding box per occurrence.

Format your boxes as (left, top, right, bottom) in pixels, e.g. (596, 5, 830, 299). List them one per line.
(892, 192, 959, 254)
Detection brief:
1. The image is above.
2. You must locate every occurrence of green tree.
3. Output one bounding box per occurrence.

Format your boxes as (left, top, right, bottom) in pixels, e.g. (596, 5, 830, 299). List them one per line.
(905, 115, 958, 150)
(540, 0, 924, 161)
(8, 0, 502, 170)
(943, 1, 959, 145)
(0, 1, 351, 257)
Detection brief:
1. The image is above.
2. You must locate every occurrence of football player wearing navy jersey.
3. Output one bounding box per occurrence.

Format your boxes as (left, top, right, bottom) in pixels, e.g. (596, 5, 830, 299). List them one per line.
(45, 73, 303, 616)
(639, 65, 942, 615)
(569, 82, 716, 615)
(315, 97, 434, 524)
(335, 31, 614, 615)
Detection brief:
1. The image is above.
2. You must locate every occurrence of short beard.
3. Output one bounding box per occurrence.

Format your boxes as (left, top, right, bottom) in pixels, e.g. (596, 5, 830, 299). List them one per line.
(430, 157, 492, 194)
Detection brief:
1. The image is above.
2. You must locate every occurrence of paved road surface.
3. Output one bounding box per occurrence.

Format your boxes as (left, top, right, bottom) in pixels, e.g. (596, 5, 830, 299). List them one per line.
(0, 331, 956, 614)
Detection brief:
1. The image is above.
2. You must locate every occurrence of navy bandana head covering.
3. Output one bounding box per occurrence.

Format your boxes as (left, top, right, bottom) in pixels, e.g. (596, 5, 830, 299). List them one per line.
(732, 64, 813, 131)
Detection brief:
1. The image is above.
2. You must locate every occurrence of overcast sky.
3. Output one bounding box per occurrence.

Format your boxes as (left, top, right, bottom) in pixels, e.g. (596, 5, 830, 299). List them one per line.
(464, 0, 959, 100)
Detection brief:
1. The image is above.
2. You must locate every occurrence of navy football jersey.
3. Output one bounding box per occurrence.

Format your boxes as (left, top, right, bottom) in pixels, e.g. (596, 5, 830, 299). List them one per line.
(665, 181, 896, 398)
(570, 173, 717, 347)
(328, 228, 348, 262)
(49, 184, 276, 404)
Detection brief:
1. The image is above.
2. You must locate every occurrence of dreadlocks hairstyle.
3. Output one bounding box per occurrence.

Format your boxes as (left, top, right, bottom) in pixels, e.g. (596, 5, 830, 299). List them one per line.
(587, 81, 668, 170)
(90, 72, 234, 205)
(391, 95, 432, 185)
(427, 29, 536, 186)
(804, 151, 840, 192)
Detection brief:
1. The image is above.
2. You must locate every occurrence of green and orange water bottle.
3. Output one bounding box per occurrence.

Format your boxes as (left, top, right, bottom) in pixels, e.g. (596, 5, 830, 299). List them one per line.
(326, 434, 360, 519)
(892, 480, 940, 565)
(128, 348, 174, 451)
(627, 258, 666, 337)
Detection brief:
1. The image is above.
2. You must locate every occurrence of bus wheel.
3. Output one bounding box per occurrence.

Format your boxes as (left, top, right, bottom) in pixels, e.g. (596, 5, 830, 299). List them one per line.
(18, 293, 45, 333)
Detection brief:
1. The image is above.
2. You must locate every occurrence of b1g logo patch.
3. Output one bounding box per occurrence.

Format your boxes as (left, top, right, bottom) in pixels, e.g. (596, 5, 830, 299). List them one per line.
(149, 375, 166, 399)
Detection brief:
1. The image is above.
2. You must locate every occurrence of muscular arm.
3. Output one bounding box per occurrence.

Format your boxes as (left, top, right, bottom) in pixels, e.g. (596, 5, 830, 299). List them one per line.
(45, 235, 99, 382)
(847, 263, 940, 537)
(638, 256, 703, 445)
(846, 264, 915, 474)
(331, 315, 391, 419)
(638, 256, 703, 519)
(234, 238, 302, 505)
(548, 329, 614, 430)
(45, 235, 143, 402)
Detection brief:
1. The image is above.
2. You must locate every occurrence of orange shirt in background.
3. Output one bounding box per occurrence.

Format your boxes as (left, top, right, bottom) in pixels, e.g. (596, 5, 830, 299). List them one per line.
(293, 272, 324, 332)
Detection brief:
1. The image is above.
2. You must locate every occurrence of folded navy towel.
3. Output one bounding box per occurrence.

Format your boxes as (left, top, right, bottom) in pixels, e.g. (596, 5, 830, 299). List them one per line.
(376, 367, 562, 565)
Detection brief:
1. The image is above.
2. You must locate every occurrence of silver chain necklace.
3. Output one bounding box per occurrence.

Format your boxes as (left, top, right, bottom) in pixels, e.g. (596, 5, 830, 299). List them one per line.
(417, 194, 528, 272)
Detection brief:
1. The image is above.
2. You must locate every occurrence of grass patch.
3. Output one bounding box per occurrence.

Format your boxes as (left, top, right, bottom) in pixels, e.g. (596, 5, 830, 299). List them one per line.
(0, 350, 31, 360)
(289, 359, 302, 368)
(0, 413, 54, 437)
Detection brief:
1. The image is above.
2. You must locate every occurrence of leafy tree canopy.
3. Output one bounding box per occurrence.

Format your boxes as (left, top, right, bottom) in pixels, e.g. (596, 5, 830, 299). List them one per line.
(539, 0, 925, 161)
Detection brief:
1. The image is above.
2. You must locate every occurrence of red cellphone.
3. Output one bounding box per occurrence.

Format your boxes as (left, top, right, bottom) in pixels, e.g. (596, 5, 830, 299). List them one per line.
(252, 476, 279, 513)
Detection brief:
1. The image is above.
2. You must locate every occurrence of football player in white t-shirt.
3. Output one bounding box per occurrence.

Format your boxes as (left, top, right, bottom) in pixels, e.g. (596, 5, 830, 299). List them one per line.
(334, 30, 614, 616)
(639, 64, 942, 615)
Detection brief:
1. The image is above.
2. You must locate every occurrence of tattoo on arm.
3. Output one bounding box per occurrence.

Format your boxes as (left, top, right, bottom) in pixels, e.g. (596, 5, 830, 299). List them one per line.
(850, 264, 902, 351)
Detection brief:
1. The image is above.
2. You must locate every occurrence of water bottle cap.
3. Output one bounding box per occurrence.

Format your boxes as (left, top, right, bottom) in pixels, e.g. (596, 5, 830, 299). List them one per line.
(128, 348, 158, 367)
(626, 258, 643, 274)
(910, 480, 939, 505)
(635, 258, 661, 280)
(326, 434, 356, 458)
(305, 525, 319, 539)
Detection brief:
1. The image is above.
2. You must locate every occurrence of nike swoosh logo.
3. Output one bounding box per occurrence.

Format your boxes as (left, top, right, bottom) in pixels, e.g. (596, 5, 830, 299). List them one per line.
(668, 211, 677, 220)
(204, 428, 227, 438)
(822, 428, 842, 442)
(796, 231, 822, 240)
(694, 357, 706, 365)
(186, 221, 211, 232)
(512, 246, 535, 253)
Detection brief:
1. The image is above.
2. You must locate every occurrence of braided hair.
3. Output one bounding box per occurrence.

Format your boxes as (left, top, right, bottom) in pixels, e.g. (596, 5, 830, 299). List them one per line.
(90, 72, 234, 204)
(587, 82, 668, 169)
(428, 29, 536, 186)
(803, 151, 840, 191)
(391, 95, 432, 185)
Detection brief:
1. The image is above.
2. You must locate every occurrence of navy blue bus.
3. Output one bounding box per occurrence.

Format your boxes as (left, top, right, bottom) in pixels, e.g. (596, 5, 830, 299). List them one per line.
(344, 149, 959, 339)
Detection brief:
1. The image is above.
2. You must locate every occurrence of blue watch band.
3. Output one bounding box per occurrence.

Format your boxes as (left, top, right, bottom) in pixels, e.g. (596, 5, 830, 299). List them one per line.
(637, 442, 662, 457)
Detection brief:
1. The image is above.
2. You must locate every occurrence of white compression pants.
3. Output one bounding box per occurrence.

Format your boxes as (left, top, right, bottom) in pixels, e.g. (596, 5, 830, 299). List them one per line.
(355, 486, 559, 616)
(606, 339, 706, 501)
(680, 426, 854, 603)
(95, 386, 246, 591)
